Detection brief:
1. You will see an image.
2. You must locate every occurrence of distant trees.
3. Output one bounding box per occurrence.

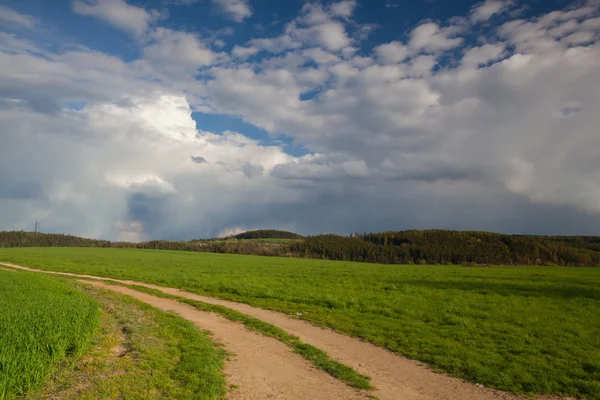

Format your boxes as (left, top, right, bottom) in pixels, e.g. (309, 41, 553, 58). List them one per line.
(0, 231, 110, 248)
(2, 229, 600, 267)
(228, 230, 304, 240)
(290, 230, 600, 266)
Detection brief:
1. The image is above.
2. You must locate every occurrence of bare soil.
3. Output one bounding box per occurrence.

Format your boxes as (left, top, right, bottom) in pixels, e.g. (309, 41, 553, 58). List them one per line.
(0, 262, 571, 400)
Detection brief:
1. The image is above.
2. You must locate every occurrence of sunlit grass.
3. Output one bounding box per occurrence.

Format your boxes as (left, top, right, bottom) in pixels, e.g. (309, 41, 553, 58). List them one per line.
(29, 283, 228, 400)
(1, 247, 600, 397)
(0, 270, 99, 400)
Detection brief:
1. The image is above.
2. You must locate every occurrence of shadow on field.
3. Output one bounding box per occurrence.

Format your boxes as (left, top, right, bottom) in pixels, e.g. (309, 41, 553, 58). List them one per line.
(405, 280, 600, 300)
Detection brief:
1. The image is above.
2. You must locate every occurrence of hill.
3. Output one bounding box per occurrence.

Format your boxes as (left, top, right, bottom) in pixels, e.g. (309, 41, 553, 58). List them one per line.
(228, 230, 304, 240)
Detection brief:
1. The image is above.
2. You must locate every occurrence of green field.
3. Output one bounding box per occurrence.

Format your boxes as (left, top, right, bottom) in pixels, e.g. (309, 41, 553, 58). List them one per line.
(2, 247, 600, 398)
(0, 269, 228, 399)
(0, 270, 99, 400)
(31, 284, 227, 400)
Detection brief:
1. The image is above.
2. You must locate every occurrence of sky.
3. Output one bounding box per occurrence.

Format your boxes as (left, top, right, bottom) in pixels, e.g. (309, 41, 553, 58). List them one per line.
(0, 0, 599, 241)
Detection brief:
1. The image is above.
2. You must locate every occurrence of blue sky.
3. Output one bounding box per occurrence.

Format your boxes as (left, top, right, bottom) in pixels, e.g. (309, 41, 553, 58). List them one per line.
(1, 0, 600, 240)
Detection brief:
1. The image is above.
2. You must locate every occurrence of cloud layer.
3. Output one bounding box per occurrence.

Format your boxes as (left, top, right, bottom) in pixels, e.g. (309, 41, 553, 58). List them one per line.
(73, 0, 160, 36)
(1, 0, 600, 240)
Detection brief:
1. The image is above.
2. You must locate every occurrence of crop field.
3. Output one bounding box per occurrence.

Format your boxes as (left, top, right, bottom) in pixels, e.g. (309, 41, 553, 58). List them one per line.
(0, 270, 99, 399)
(1, 247, 600, 398)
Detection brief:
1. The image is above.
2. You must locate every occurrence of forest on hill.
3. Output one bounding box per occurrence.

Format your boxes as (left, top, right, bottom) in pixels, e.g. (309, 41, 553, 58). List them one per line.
(0, 231, 110, 248)
(1, 229, 600, 266)
(290, 231, 600, 266)
(228, 230, 304, 240)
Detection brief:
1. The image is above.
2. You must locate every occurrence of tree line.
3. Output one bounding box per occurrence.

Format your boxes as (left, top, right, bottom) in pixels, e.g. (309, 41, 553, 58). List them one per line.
(1, 229, 600, 266)
(0, 231, 110, 248)
(289, 231, 600, 266)
(228, 230, 304, 240)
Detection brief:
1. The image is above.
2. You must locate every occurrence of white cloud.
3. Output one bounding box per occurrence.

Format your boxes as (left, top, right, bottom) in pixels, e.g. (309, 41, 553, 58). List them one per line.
(144, 28, 221, 69)
(297, 4, 354, 51)
(471, 0, 510, 23)
(539, 7, 599, 27)
(193, 3, 600, 223)
(498, 10, 600, 54)
(462, 44, 505, 67)
(298, 3, 330, 25)
(375, 41, 409, 64)
(0, 6, 37, 30)
(547, 20, 579, 38)
(73, 0, 159, 36)
(351, 55, 373, 68)
(245, 35, 301, 54)
(330, 0, 357, 19)
(232, 45, 260, 58)
(0, 37, 160, 112)
(310, 21, 351, 51)
(583, 17, 600, 30)
(106, 174, 178, 195)
(407, 55, 437, 77)
(328, 61, 360, 80)
(0, 32, 46, 55)
(237, 2, 353, 55)
(211, 0, 252, 22)
(201, 66, 304, 132)
(86, 93, 200, 143)
(303, 48, 341, 64)
(409, 23, 464, 52)
(0, 91, 298, 239)
(562, 31, 595, 45)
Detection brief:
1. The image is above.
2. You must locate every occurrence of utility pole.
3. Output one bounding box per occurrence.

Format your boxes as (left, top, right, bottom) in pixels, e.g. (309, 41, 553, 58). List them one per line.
(34, 221, 39, 234)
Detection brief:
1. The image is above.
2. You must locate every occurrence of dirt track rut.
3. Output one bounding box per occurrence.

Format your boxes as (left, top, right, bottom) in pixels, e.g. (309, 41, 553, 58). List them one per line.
(1, 262, 563, 400)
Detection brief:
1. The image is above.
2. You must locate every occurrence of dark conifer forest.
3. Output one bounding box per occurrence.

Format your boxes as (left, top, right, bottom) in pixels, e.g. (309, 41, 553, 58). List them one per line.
(228, 230, 304, 240)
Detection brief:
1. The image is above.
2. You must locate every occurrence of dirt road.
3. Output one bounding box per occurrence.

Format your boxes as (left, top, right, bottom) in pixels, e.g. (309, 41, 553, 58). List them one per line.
(80, 279, 369, 400)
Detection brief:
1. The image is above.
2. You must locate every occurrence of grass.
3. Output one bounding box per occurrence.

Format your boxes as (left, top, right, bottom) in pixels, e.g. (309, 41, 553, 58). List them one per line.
(0, 270, 99, 400)
(116, 282, 372, 390)
(30, 283, 228, 400)
(1, 247, 600, 397)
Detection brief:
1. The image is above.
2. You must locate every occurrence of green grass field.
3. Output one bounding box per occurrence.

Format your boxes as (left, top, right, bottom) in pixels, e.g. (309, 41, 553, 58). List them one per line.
(31, 283, 227, 400)
(2, 247, 600, 398)
(0, 270, 99, 400)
